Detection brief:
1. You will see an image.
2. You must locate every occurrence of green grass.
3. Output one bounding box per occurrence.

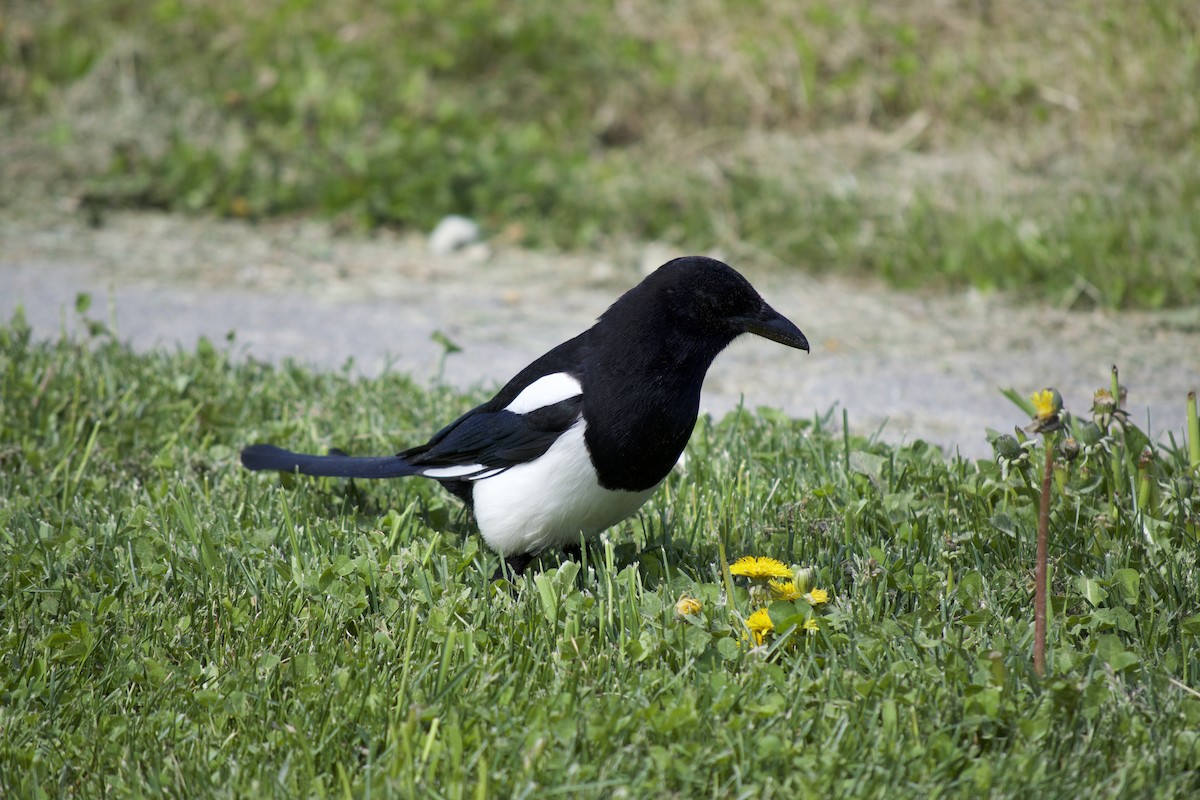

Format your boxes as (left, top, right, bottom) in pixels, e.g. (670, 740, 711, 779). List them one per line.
(2, 309, 1200, 797)
(3, 0, 1199, 308)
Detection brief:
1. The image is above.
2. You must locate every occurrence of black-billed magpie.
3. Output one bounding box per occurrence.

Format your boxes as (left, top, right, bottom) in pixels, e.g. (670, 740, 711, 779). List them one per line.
(241, 256, 808, 576)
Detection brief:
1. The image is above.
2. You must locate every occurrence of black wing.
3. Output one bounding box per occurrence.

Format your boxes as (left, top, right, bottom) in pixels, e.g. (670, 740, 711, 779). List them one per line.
(400, 395, 583, 480)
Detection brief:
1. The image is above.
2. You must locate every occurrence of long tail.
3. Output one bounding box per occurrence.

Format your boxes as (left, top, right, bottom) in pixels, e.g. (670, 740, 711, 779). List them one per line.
(241, 444, 418, 479)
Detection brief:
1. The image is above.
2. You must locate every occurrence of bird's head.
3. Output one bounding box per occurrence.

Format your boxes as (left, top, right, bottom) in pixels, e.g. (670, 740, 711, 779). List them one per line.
(647, 256, 810, 353)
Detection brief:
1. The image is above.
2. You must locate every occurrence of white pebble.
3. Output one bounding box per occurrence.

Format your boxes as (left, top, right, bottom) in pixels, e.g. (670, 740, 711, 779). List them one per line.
(428, 215, 482, 255)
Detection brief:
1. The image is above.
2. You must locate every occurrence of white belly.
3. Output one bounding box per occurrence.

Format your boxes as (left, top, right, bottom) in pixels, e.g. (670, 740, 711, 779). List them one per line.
(470, 420, 658, 556)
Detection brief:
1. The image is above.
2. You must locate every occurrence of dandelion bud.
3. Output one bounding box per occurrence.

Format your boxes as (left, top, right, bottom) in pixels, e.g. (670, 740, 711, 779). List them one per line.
(1137, 449, 1155, 511)
(675, 596, 702, 617)
(1172, 476, 1194, 501)
(994, 434, 1024, 461)
(792, 566, 815, 593)
(1077, 421, 1103, 447)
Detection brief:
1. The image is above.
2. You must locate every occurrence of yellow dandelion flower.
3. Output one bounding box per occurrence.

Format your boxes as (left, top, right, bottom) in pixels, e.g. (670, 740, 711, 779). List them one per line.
(806, 588, 829, 604)
(803, 617, 820, 633)
(769, 580, 802, 601)
(745, 608, 774, 645)
(1030, 388, 1062, 420)
(675, 596, 703, 617)
(1026, 388, 1065, 434)
(729, 556, 792, 581)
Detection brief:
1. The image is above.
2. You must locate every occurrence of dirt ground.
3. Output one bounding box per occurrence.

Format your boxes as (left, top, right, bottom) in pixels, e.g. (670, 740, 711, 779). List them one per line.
(2, 208, 1197, 459)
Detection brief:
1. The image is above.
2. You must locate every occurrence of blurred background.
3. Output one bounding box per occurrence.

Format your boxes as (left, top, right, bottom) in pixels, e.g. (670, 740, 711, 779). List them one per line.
(2, 0, 1197, 308)
(1, 1, 1198, 456)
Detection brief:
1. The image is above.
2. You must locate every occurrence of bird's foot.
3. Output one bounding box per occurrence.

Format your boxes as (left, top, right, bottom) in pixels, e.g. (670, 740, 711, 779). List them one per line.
(490, 552, 535, 582)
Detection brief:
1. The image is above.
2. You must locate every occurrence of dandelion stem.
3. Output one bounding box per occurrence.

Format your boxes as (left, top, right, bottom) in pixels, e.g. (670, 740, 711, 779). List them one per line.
(1110, 366, 1125, 511)
(1034, 434, 1054, 678)
(1187, 391, 1199, 473)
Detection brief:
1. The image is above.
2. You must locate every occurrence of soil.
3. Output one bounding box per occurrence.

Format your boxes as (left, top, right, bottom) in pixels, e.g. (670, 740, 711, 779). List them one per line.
(2, 207, 1197, 459)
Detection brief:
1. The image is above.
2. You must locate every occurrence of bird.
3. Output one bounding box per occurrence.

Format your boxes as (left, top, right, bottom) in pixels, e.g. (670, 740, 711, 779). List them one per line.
(241, 255, 809, 577)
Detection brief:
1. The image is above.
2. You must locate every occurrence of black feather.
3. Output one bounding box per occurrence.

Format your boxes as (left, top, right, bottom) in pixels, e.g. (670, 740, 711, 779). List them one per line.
(240, 444, 418, 479)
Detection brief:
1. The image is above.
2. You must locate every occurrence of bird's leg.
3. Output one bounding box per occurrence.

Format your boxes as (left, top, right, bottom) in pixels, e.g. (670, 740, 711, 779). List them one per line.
(561, 543, 583, 562)
(491, 552, 535, 582)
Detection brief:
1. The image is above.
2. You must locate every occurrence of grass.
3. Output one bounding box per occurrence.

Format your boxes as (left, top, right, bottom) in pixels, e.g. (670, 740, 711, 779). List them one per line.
(2, 0, 1199, 308)
(2, 307, 1199, 797)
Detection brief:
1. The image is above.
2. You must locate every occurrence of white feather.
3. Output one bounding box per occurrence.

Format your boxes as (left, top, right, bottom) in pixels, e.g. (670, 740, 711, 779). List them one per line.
(422, 464, 487, 479)
(503, 373, 582, 415)
(471, 468, 506, 480)
(471, 420, 658, 556)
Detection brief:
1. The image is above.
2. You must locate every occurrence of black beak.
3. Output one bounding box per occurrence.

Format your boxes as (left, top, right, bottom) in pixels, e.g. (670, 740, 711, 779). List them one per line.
(737, 304, 810, 351)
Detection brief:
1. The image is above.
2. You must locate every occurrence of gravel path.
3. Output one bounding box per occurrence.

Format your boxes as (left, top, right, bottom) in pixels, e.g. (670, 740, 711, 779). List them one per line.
(2, 209, 1197, 459)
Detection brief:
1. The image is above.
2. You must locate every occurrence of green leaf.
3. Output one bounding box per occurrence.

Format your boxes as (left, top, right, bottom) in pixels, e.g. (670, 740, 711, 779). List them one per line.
(1111, 568, 1140, 605)
(990, 513, 1019, 538)
(744, 692, 786, 716)
(431, 330, 463, 355)
(1001, 387, 1037, 417)
(716, 636, 739, 661)
(534, 572, 558, 623)
(1181, 614, 1200, 637)
(1095, 634, 1139, 671)
(766, 600, 808, 635)
(1075, 576, 1108, 607)
(1090, 607, 1137, 633)
(849, 450, 886, 485)
(957, 570, 985, 605)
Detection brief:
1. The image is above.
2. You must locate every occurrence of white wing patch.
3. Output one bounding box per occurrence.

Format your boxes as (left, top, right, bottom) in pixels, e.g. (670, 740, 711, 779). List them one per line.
(421, 464, 487, 479)
(504, 372, 582, 415)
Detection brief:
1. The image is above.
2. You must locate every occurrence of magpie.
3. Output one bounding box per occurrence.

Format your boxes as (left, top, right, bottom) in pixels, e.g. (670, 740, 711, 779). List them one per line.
(241, 256, 808, 577)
